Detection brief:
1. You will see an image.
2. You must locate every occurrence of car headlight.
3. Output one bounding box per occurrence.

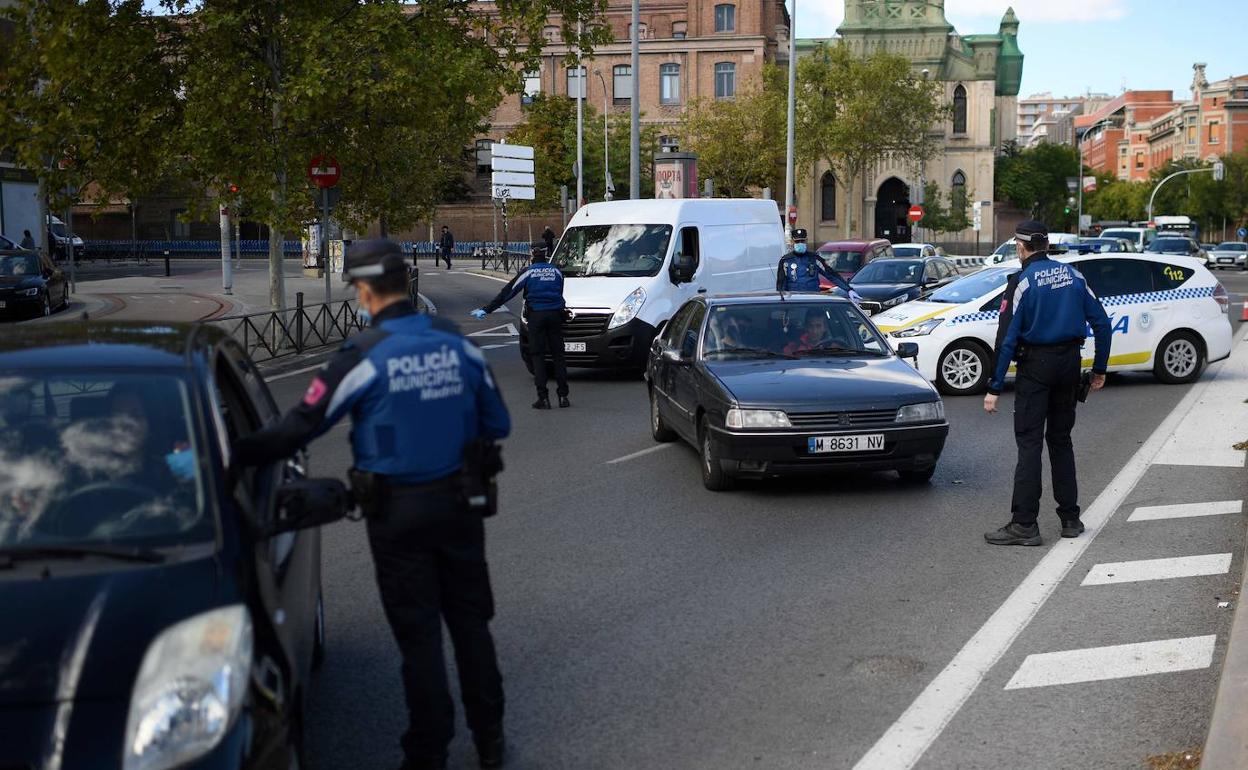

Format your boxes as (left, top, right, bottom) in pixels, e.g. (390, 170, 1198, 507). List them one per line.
(124, 605, 253, 770)
(893, 318, 944, 337)
(17, 287, 39, 297)
(608, 287, 646, 330)
(725, 408, 792, 429)
(896, 401, 945, 423)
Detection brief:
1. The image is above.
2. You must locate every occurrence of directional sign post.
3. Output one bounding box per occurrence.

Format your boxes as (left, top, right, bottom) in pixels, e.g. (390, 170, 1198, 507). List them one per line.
(491, 143, 535, 266)
(307, 155, 341, 303)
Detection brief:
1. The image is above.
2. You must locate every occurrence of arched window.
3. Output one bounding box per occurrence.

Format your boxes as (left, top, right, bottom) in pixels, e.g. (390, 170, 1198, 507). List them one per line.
(952, 85, 967, 134)
(820, 172, 837, 222)
(951, 170, 967, 214)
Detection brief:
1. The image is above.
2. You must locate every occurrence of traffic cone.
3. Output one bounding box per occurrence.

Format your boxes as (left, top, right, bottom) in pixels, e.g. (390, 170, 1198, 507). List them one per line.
(1241, 302, 1248, 322)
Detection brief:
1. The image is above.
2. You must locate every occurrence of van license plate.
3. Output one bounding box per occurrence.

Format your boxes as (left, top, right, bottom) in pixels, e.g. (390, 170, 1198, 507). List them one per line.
(808, 434, 885, 453)
(564, 342, 586, 352)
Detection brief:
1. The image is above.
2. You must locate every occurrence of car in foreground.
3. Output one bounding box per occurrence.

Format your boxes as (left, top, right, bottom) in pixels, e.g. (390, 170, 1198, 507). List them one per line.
(846, 256, 960, 316)
(646, 293, 948, 489)
(891, 243, 940, 258)
(870, 253, 1232, 395)
(0, 323, 344, 769)
(1209, 241, 1248, 270)
(816, 239, 893, 285)
(0, 251, 69, 319)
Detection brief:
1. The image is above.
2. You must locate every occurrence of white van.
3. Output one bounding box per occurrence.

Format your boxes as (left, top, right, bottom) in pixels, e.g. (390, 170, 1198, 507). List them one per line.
(530, 198, 784, 371)
(1100, 226, 1156, 252)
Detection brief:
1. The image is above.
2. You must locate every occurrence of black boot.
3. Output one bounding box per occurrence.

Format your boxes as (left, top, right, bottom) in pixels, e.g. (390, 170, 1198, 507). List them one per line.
(475, 728, 506, 768)
(1061, 518, 1085, 538)
(984, 522, 1042, 546)
(532, 396, 551, 410)
(558, 396, 570, 408)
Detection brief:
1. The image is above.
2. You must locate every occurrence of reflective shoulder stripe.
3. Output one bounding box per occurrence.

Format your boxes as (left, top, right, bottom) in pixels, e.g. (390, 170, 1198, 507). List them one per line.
(326, 357, 378, 418)
(1013, 275, 1030, 307)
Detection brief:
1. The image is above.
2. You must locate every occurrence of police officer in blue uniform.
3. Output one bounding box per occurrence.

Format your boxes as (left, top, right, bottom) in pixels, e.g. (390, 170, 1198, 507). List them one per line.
(984, 221, 1112, 546)
(234, 240, 512, 770)
(471, 244, 570, 410)
(775, 228, 861, 303)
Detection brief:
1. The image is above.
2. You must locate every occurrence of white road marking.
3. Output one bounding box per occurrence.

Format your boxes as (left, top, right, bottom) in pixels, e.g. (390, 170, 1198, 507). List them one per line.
(1081, 553, 1233, 586)
(1152, 336, 1248, 467)
(606, 444, 674, 465)
(1004, 636, 1216, 690)
(479, 341, 520, 351)
(417, 292, 437, 314)
(1128, 500, 1243, 522)
(469, 323, 519, 337)
(460, 271, 511, 284)
(851, 337, 1242, 770)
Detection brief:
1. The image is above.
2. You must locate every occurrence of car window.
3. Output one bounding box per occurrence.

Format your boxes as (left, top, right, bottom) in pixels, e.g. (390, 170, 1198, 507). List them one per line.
(1215, 243, 1247, 252)
(928, 267, 1014, 304)
(663, 302, 697, 346)
(0, 372, 210, 550)
(1150, 261, 1194, 290)
(819, 249, 864, 273)
(852, 260, 923, 284)
(681, 303, 706, 358)
(551, 223, 674, 278)
(703, 302, 887, 359)
(1077, 258, 1155, 297)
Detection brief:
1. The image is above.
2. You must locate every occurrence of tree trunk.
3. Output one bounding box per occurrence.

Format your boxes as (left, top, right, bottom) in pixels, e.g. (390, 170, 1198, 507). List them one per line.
(843, 166, 854, 240)
(379, 214, 388, 239)
(268, 222, 285, 311)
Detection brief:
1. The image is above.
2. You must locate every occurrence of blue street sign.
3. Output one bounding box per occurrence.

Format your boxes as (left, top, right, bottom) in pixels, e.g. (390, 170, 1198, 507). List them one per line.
(1239, 227, 1247, 239)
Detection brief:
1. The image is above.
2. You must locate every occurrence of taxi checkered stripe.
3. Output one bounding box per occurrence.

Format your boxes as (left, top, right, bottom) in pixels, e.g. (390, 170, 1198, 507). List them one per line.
(1100, 285, 1214, 307)
(950, 310, 999, 325)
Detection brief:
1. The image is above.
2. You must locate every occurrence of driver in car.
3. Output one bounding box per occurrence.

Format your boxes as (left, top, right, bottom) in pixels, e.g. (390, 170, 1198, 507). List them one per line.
(105, 385, 197, 488)
(784, 313, 842, 356)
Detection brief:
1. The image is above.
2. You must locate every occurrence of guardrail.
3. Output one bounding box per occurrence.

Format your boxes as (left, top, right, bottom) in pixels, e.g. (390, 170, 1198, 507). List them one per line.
(208, 269, 420, 363)
(87, 239, 303, 259)
(950, 256, 989, 269)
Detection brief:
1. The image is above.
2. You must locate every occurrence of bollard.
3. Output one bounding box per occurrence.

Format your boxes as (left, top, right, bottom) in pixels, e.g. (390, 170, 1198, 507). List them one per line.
(163, 250, 171, 277)
(295, 292, 305, 354)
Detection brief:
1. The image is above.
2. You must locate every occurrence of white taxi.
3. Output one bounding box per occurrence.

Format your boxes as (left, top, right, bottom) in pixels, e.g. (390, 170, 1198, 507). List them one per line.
(872, 252, 1233, 395)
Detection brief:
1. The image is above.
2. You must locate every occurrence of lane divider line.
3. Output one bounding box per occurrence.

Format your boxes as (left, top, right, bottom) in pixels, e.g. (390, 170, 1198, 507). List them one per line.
(1080, 553, 1233, 586)
(1128, 500, 1243, 522)
(1004, 635, 1217, 690)
(851, 335, 1241, 770)
(606, 444, 674, 465)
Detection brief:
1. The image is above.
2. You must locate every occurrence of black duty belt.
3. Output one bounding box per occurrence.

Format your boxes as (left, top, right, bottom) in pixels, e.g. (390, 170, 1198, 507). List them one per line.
(1021, 340, 1082, 351)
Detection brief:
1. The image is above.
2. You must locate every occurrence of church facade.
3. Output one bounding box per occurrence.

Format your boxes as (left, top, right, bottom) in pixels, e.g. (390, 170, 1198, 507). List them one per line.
(792, 1, 1023, 246)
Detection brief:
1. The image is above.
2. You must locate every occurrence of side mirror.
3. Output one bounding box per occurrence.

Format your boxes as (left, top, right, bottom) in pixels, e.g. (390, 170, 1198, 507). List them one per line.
(896, 342, 919, 360)
(662, 347, 684, 363)
(262, 477, 351, 536)
(669, 253, 696, 284)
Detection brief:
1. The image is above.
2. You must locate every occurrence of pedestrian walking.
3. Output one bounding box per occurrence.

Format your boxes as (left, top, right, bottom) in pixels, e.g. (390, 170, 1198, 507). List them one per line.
(471, 243, 570, 409)
(439, 225, 454, 269)
(233, 239, 512, 770)
(983, 220, 1112, 546)
(541, 225, 556, 256)
(18, 230, 35, 250)
(776, 228, 861, 304)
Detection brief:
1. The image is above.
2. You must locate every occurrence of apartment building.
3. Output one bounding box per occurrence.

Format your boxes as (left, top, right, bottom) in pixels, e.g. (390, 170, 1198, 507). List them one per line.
(1018, 91, 1110, 146)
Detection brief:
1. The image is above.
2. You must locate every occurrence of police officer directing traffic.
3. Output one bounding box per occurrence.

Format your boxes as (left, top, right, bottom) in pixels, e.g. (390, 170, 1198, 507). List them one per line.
(233, 239, 512, 770)
(983, 220, 1112, 547)
(776, 228, 861, 303)
(472, 244, 570, 410)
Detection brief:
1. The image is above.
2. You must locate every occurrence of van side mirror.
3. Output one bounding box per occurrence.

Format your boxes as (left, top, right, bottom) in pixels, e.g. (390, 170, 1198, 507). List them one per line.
(261, 478, 352, 536)
(896, 342, 919, 360)
(670, 253, 696, 284)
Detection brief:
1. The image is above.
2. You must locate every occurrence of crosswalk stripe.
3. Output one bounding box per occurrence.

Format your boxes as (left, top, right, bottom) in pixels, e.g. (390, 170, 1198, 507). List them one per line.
(1127, 500, 1243, 522)
(1005, 635, 1216, 690)
(1081, 553, 1232, 586)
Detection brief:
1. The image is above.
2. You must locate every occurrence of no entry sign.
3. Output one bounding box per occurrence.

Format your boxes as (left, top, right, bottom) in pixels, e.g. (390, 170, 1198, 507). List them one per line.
(308, 155, 341, 189)
(908, 204, 924, 223)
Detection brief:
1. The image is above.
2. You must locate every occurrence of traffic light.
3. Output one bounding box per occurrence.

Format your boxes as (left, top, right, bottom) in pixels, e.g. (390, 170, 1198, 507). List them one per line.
(228, 183, 240, 195)
(1065, 195, 1075, 215)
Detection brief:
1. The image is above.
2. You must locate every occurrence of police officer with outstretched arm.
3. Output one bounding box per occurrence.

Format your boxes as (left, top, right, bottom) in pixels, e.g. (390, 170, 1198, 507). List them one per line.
(776, 228, 862, 304)
(233, 240, 512, 770)
(983, 220, 1112, 547)
(471, 244, 570, 410)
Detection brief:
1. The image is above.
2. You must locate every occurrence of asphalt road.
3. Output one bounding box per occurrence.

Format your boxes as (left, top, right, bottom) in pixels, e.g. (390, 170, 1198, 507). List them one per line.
(279, 267, 1248, 770)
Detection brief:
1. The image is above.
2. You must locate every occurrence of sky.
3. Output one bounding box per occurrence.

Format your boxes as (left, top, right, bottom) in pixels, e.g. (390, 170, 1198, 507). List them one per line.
(798, 0, 1248, 100)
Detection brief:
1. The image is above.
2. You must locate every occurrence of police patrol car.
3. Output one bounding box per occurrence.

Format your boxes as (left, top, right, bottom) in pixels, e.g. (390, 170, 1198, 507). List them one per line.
(871, 252, 1233, 395)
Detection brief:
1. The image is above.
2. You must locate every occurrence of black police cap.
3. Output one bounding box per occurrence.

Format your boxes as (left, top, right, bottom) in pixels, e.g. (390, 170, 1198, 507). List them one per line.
(342, 239, 407, 283)
(1015, 219, 1049, 245)
(530, 243, 548, 259)
(791, 228, 808, 241)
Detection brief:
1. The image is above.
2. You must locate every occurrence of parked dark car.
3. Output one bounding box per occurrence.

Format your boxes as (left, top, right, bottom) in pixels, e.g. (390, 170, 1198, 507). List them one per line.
(847, 256, 960, 315)
(1072, 237, 1130, 254)
(816, 238, 893, 286)
(0, 323, 343, 770)
(0, 251, 68, 319)
(646, 293, 948, 490)
(1146, 236, 1207, 263)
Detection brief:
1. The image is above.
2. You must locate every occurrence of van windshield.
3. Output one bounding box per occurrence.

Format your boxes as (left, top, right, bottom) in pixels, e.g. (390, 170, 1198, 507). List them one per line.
(551, 224, 673, 277)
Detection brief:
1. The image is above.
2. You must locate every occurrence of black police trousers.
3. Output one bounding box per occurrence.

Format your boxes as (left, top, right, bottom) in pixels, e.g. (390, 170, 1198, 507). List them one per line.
(365, 480, 504, 762)
(527, 309, 569, 399)
(1010, 344, 1082, 526)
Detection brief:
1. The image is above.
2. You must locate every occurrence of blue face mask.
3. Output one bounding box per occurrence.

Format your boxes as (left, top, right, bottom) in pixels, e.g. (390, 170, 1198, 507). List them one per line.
(357, 307, 372, 326)
(795, 243, 808, 254)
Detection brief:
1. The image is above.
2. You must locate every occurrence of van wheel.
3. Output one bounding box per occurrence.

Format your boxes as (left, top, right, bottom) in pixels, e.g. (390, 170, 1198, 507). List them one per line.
(650, 387, 676, 443)
(699, 417, 733, 491)
(936, 342, 989, 396)
(1154, 331, 1203, 384)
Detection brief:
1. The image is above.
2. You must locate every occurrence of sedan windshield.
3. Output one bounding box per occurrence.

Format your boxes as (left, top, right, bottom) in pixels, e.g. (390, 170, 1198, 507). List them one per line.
(992, 241, 1017, 258)
(551, 224, 673, 277)
(892, 246, 922, 257)
(852, 260, 924, 284)
(0, 372, 210, 552)
(1147, 238, 1193, 254)
(818, 249, 865, 273)
(928, 267, 1014, 304)
(703, 302, 889, 359)
(0, 254, 40, 277)
(1216, 243, 1248, 252)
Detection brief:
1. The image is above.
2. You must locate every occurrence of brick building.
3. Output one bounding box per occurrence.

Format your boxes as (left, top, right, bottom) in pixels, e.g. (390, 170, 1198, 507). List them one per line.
(1074, 90, 1177, 182)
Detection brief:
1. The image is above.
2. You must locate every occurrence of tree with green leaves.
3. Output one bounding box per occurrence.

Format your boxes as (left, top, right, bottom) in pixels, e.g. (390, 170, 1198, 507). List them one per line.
(994, 142, 1080, 230)
(916, 180, 972, 236)
(679, 66, 787, 198)
(794, 42, 946, 238)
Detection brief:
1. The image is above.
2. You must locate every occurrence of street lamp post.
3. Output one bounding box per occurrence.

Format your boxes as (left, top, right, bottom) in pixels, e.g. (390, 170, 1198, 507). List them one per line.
(783, 0, 796, 232)
(576, 22, 584, 209)
(596, 69, 611, 201)
(1077, 117, 1116, 235)
(1147, 163, 1222, 223)
(629, 0, 640, 199)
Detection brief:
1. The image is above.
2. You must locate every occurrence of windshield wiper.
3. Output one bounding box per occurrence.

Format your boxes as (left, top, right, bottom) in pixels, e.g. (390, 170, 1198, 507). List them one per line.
(794, 345, 872, 357)
(710, 346, 796, 359)
(0, 544, 167, 569)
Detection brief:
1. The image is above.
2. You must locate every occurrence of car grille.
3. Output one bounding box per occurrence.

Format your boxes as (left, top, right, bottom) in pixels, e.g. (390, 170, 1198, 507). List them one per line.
(563, 312, 610, 339)
(787, 408, 898, 431)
